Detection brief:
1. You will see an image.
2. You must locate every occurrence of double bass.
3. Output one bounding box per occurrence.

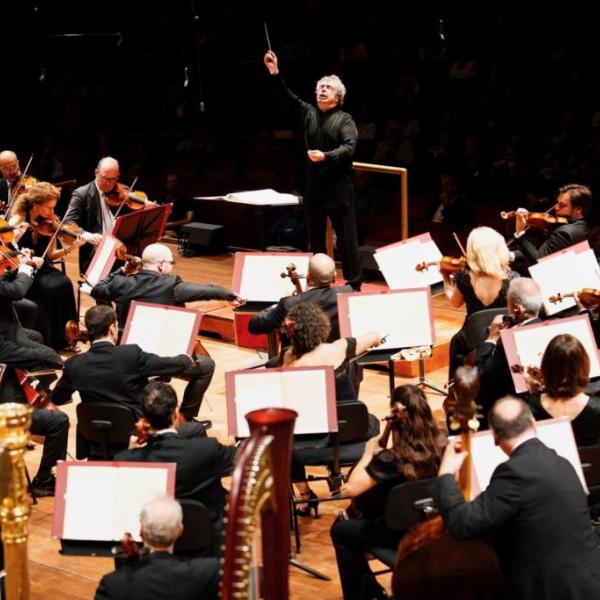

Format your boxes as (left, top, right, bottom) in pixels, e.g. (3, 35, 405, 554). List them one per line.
(391, 365, 504, 600)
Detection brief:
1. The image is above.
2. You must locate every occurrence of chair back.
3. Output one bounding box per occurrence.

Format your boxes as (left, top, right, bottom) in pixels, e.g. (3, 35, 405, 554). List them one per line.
(337, 401, 370, 444)
(174, 499, 213, 556)
(579, 444, 600, 487)
(76, 402, 135, 459)
(384, 477, 436, 532)
(462, 308, 508, 350)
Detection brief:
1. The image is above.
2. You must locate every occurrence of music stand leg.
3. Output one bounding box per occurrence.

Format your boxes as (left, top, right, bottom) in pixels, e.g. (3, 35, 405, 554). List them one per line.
(288, 556, 331, 581)
(387, 360, 395, 400)
(416, 358, 446, 395)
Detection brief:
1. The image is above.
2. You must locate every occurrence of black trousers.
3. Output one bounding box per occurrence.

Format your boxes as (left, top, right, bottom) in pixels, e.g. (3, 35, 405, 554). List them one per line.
(178, 355, 215, 420)
(305, 201, 361, 285)
(330, 516, 401, 600)
(31, 408, 69, 480)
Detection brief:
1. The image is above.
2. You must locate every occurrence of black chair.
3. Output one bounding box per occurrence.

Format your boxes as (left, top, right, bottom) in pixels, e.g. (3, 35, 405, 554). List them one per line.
(365, 477, 437, 571)
(173, 499, 213, 557)
(578, 444, 600, 510)
(76, 402, 136, 460)
(462, 308, 509, 351)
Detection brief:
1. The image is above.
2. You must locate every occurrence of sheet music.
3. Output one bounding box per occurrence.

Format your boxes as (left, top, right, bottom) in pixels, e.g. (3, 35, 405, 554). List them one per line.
(229, 369, 331, 437)
(345, 290, 434, 349)
(503, 316, 600, 393)
(236, 254, 310, 302)
(85, 234, 120, 286)
(469, 418, 587, 496)
(123, 304, 198, 356)
(375, 234, 443, 289)
(529, 245, 600, 315)
(61, 465, 170, 541)
(195, 189, 300, 206)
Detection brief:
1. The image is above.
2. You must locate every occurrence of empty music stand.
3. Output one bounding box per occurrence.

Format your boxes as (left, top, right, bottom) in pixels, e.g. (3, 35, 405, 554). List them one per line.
(112, 203, 172, 257)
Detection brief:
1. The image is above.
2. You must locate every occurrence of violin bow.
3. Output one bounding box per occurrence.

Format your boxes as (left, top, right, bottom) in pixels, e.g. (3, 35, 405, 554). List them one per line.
(452, 232, 467, 257)
(39, 212, 70, 261)
(112, 176, 139, 220)
(4, 154, 33, 218)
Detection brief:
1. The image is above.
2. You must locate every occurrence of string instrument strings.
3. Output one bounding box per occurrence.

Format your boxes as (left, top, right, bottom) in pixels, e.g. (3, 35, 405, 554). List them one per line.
(4, 154, 34, 217)
(549, 288, 600, 307)
(280, 263, 305, 296)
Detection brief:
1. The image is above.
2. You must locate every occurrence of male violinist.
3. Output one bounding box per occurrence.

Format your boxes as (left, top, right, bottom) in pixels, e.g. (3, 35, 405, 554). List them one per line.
(0, 150, 27, 208)
(510, 183, 591, 266)
(64, 156, 139, 273)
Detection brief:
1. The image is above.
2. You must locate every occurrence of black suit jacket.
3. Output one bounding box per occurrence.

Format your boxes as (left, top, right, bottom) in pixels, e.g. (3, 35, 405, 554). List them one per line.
(432, 438, 600, 600)
(0, 178, 8, 204)
(0, 271, 33, 338)
(95, 551, 219, 600)
(115, 432, 236, 522)
(514, 218, 589, 265)
(53, 342, 191, 416)
(91, 269, 236, 328)
(248, 284, 353, 342)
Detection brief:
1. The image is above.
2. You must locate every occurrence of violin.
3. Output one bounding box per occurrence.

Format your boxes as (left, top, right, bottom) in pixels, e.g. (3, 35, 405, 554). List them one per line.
(64, 319, 89, 351)
(133, 412, 186, 444)
(549, 288, 600, 308)
(500, 210, 568, 231)
(115, 243, 142, 275)
(10, 175, 38, 200)
(112, 532, 149, 569)
(32, 216, 81, 248)
(280, 263, 304, 296)
(105, 183, 150, 211)
(14, 368, 56, 410)
(0, 216, 16, 245)
(416, 256, 467, 275)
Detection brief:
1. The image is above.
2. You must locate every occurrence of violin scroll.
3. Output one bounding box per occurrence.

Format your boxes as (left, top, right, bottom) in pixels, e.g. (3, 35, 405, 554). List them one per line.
(280, 263, 304, 296)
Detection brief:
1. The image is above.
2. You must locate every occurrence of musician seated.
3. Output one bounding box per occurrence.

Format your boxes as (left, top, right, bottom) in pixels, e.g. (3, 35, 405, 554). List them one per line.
(95, 496, 219, 600)
(0, 150, 26, 204)
(0, 338, 67, 497)
(248, 253, 353, 342)
(330, 385, 446, 600)
(472, 277, 542, 424)
(53, 305, 201, 440)
(115, 382, 237, 557)
(433, 397, 600, 599)
(527, 334, 600, 446)
(281, 303, 382, 512)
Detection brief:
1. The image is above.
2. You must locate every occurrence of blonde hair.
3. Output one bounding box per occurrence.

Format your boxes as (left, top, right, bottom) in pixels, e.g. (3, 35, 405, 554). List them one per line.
(466, 226, 510, 279)
(12, 181, 60, 216)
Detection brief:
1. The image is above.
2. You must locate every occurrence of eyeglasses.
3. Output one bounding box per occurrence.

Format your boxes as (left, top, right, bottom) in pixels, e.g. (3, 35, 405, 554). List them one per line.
(97, 173, 119, 182)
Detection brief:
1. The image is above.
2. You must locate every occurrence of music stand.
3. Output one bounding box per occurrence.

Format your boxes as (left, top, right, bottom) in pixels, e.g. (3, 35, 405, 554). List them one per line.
(112, 203, 172, 257)
(225, 366, 335, 581)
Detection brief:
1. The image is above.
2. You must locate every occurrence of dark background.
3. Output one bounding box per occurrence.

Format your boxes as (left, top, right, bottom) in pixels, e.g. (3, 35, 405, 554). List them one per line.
(4, 3, 600, 250)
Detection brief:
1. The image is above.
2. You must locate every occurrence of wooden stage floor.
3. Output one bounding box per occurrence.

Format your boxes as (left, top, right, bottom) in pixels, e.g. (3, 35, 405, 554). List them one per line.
(21, 247, 464, 599)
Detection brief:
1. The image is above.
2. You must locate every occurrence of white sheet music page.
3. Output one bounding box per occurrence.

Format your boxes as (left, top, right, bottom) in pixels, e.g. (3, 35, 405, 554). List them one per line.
(529, 243, 600, 316)
(503, 316, 600, 393)
(231, 369, 330, 437)
(85, 234, 120, 286)
(346, 290, 434, 349)
(468, 418, 587, 496)
(123, 304, 197, 356)
(375, 234, 443, 289)
(237, 254, 311, 302)
(61, 464, 170, 541)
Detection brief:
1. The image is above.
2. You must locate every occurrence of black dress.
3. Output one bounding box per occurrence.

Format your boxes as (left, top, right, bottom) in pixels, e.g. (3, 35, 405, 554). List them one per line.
(528, 392, 600, 446)
(330, 451, 407, 600)
(449, 268, 519, 376)
(18, 217, 77, 349)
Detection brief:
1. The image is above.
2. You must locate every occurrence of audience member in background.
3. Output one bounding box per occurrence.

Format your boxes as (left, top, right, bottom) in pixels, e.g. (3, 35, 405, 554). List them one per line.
(95, 496, 219, 600)
(159, 173, 194, 236)
(527, 334, 600, 446)
(331, 385, 446, 600)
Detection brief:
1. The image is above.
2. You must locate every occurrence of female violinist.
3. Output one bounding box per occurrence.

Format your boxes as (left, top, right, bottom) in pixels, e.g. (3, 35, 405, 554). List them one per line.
(9, 181, 85, 349)
(444, 226, 519, 377)
(330, 385, 446, 600)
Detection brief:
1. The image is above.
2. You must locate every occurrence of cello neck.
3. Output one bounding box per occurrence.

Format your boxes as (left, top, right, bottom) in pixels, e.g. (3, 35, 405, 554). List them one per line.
(458, 429, 474, 501)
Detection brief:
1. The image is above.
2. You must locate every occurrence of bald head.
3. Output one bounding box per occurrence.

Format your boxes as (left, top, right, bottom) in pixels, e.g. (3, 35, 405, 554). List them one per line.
(0, 150, 20, 182)
(95, 156, 120, 193)
(140, 496, 183, 550)
(308, 253, 336, 286)
(141, 243, 173, 272)
(489, 397, 535, 442)
(96, 156, 119, 171)
(507, 278, 542, 320)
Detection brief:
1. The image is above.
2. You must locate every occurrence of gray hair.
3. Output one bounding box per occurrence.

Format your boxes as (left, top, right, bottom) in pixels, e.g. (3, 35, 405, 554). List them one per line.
(316, 75, 346, 105)
(140, 496, 182, 548)
(507, 277, 542, 319)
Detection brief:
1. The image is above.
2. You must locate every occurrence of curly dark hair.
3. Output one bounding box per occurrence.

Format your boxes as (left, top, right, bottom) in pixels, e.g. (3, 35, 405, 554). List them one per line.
(286, 303, 331, 358)
(384, 385, 446, 481)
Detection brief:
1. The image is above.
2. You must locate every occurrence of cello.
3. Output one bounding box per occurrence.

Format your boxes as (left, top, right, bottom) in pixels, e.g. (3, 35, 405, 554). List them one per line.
(391, 365, 504, 600)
